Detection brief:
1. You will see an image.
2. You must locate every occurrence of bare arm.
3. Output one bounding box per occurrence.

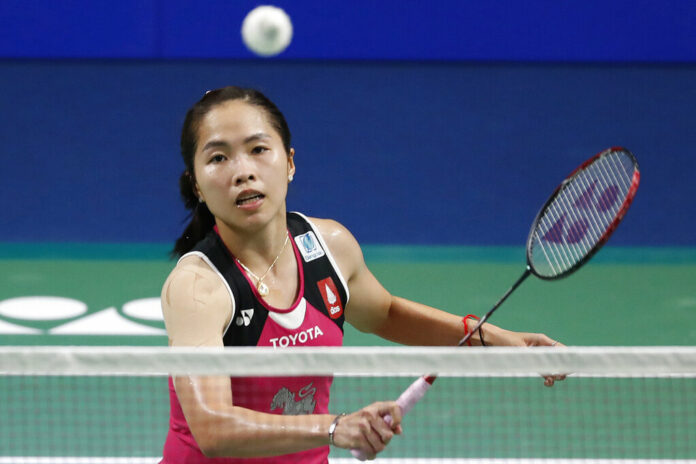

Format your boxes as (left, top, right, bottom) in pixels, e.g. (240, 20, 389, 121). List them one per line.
(314, 218, 566, 385)
(173, 375, 335, 457)
(313, 219, 510, 346)
(162, 256, 403, 458)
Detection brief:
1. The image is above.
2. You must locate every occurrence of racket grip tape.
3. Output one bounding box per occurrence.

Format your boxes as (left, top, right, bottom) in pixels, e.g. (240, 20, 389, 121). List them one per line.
(350, 375, 433, 461)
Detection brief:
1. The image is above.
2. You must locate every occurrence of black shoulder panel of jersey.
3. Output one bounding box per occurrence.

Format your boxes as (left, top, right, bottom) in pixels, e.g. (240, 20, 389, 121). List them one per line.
(191, 231, 269, 346)
(287, 213, 347, 332)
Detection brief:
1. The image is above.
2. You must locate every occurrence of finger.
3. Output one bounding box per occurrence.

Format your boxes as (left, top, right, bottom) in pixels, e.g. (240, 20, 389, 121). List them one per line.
(542, 335, 559, 346)
(369, 415, 395, 445)
(372, 401, 402, 429)
(350, 419, 379, 459)
(381, 402, 402, 428)
(543, 374, 568, 386)
(363, 409, 395, 445)
(361, 421, 387, 454)
(357, 446, 377, 461)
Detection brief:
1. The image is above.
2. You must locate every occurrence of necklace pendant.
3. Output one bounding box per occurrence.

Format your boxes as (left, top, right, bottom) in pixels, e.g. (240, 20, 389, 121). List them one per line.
(257, 282, 269, 296)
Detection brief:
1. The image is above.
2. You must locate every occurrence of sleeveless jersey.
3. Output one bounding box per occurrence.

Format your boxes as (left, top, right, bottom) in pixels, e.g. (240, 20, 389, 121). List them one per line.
(161, 212, 349, 464)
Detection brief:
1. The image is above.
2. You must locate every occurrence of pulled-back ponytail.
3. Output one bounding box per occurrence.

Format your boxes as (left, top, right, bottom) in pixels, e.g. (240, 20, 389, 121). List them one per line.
(171, 86, 292, 258)
(171, 170, 216, 258)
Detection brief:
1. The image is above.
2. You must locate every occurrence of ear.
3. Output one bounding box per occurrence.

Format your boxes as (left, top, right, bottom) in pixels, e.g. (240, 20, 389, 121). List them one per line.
(287, 148, 296, 180)
(190, 172, 204, 203)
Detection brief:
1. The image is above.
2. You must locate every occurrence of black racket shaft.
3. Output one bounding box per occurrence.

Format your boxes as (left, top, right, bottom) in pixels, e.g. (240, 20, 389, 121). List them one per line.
(457, 266, 532, 346)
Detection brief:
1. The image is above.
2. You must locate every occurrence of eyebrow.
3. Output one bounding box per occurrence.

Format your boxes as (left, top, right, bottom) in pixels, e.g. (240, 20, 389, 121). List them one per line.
(201, 140, 229, 152)
(201, 133, 272, 152)
(243, 132, 272, 144)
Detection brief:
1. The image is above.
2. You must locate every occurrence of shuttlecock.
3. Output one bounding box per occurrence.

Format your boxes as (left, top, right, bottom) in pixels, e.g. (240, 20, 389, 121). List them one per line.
(241, 5, 293, 57)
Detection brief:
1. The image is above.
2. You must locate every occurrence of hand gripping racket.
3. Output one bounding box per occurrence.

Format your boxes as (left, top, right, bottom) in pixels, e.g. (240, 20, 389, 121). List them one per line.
(351, 147, 640, 460)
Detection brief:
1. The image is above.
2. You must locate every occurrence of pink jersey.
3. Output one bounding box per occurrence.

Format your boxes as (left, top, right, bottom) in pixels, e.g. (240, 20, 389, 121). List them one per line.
(162, 213, 348, 463)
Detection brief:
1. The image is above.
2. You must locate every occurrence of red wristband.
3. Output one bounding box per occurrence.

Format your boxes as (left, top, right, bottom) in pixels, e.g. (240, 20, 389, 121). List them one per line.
(462, 314, 480, 347)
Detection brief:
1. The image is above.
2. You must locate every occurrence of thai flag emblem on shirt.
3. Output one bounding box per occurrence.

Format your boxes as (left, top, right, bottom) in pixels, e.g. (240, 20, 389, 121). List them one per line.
(317, 277, 343, 319)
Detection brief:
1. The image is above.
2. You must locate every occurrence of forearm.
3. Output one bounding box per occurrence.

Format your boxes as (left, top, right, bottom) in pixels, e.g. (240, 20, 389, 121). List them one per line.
(176, 376, 334, 458)
(192, 406, 334, 458)
(373, 296, 510, 346)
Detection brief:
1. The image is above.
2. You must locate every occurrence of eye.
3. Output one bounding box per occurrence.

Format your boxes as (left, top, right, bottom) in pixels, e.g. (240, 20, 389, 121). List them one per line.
(251, 145, 269, 155)
(209, 154, 226, 163)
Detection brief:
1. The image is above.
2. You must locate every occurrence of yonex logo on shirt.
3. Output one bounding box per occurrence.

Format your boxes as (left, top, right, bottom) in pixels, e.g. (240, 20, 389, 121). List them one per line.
(235, 308, 254, 327)
(295, 232, 325, 262)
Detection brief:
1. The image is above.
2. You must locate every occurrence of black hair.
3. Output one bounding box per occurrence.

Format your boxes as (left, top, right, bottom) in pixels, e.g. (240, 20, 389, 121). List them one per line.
(172, 86, 292, 258)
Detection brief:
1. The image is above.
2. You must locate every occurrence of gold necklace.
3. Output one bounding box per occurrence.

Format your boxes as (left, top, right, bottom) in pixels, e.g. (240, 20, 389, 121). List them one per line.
(236, 233, 290, 296)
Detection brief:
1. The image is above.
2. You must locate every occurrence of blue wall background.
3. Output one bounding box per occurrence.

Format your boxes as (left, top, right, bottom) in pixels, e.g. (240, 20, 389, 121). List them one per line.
(2, 0, 695, 61)
(1, 1, 695, 246)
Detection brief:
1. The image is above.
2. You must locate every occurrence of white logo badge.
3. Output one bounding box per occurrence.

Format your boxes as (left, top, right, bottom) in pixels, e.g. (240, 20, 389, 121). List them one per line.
(325, 284, 337, 304)
(294, 232, 325, 262)
(235, 308, 254, 327)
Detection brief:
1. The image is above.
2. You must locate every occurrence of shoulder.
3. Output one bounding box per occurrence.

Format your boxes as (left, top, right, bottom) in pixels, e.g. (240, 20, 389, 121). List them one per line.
(162, 254, 224, 299)
(306, 217, 365, 280)
(161, 254, 234, 342)
(308, 217, 360, 254)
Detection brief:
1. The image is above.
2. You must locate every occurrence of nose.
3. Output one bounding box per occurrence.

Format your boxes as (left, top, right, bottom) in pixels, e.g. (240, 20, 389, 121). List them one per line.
(232, 155, 256, 185)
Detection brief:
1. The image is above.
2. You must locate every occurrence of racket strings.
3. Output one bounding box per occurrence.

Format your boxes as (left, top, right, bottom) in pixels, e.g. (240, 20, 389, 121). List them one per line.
(538, 203, 576, 274)
(588, 150, 634, 220)
(537, 173, 605, 271)
(566, 173, 606, 249)
(566, 151, 632, 246)
(554, 156, 627, 253)
(531, 149, 636, 277)
(536, 183, 597, 274)
(533, 230, 561, 275)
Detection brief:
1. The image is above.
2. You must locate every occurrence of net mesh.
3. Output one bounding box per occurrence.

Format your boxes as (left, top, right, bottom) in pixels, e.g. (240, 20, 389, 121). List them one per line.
(529, 148, 637, 278)
(1, 346, 694, 463)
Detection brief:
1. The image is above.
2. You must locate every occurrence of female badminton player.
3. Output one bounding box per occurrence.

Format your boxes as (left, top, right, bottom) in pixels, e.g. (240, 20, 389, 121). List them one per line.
(160, 86, 565, 464)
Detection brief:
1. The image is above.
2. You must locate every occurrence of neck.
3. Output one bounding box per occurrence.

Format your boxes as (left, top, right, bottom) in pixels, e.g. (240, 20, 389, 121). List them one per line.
(215, 212, 289, 267)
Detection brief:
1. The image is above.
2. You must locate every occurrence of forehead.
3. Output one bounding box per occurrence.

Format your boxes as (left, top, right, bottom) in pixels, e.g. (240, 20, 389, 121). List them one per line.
(197, 100, 276, 143)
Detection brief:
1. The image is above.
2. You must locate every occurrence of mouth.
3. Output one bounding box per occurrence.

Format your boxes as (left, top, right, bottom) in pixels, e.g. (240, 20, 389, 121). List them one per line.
(236, 190, 266, 207)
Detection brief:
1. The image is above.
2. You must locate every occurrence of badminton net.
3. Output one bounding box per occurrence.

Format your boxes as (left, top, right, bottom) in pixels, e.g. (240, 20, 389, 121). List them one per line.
(0, 346, 694, 463)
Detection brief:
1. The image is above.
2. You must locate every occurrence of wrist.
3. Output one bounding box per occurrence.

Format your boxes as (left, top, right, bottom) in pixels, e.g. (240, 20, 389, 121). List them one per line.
(462, 314, 484, 346)
(328, 413, 346, 446)
(463, 315, 511, 346)
(478, 324, 509, 346)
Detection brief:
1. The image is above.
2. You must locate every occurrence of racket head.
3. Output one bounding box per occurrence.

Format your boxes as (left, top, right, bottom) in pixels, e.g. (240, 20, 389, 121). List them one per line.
(526, 147, 640, 280)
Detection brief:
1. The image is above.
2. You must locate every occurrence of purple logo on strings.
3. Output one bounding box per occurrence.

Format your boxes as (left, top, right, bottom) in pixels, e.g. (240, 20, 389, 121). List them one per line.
(543, 180, 621, 244)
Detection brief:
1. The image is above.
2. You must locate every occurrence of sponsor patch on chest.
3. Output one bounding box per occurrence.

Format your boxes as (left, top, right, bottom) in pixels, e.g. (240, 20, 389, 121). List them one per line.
(269, 325, 324, 348)
(294, 231, 325, 262)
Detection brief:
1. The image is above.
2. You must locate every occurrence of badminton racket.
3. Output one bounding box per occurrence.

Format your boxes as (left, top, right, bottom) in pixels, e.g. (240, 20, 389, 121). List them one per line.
(352, 146, 640, 460)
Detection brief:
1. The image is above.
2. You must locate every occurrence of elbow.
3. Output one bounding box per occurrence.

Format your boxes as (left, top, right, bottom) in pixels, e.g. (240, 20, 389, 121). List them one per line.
(188, 415, 230, 458)
(190, 416, 250, 458)
(198, 440, 225, 459)
(191, 425, 225, 458)
(197, 434, 256, 459)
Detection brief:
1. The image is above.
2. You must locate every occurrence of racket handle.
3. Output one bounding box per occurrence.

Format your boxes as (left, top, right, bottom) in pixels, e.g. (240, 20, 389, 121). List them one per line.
(350, 375, 434, 461)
